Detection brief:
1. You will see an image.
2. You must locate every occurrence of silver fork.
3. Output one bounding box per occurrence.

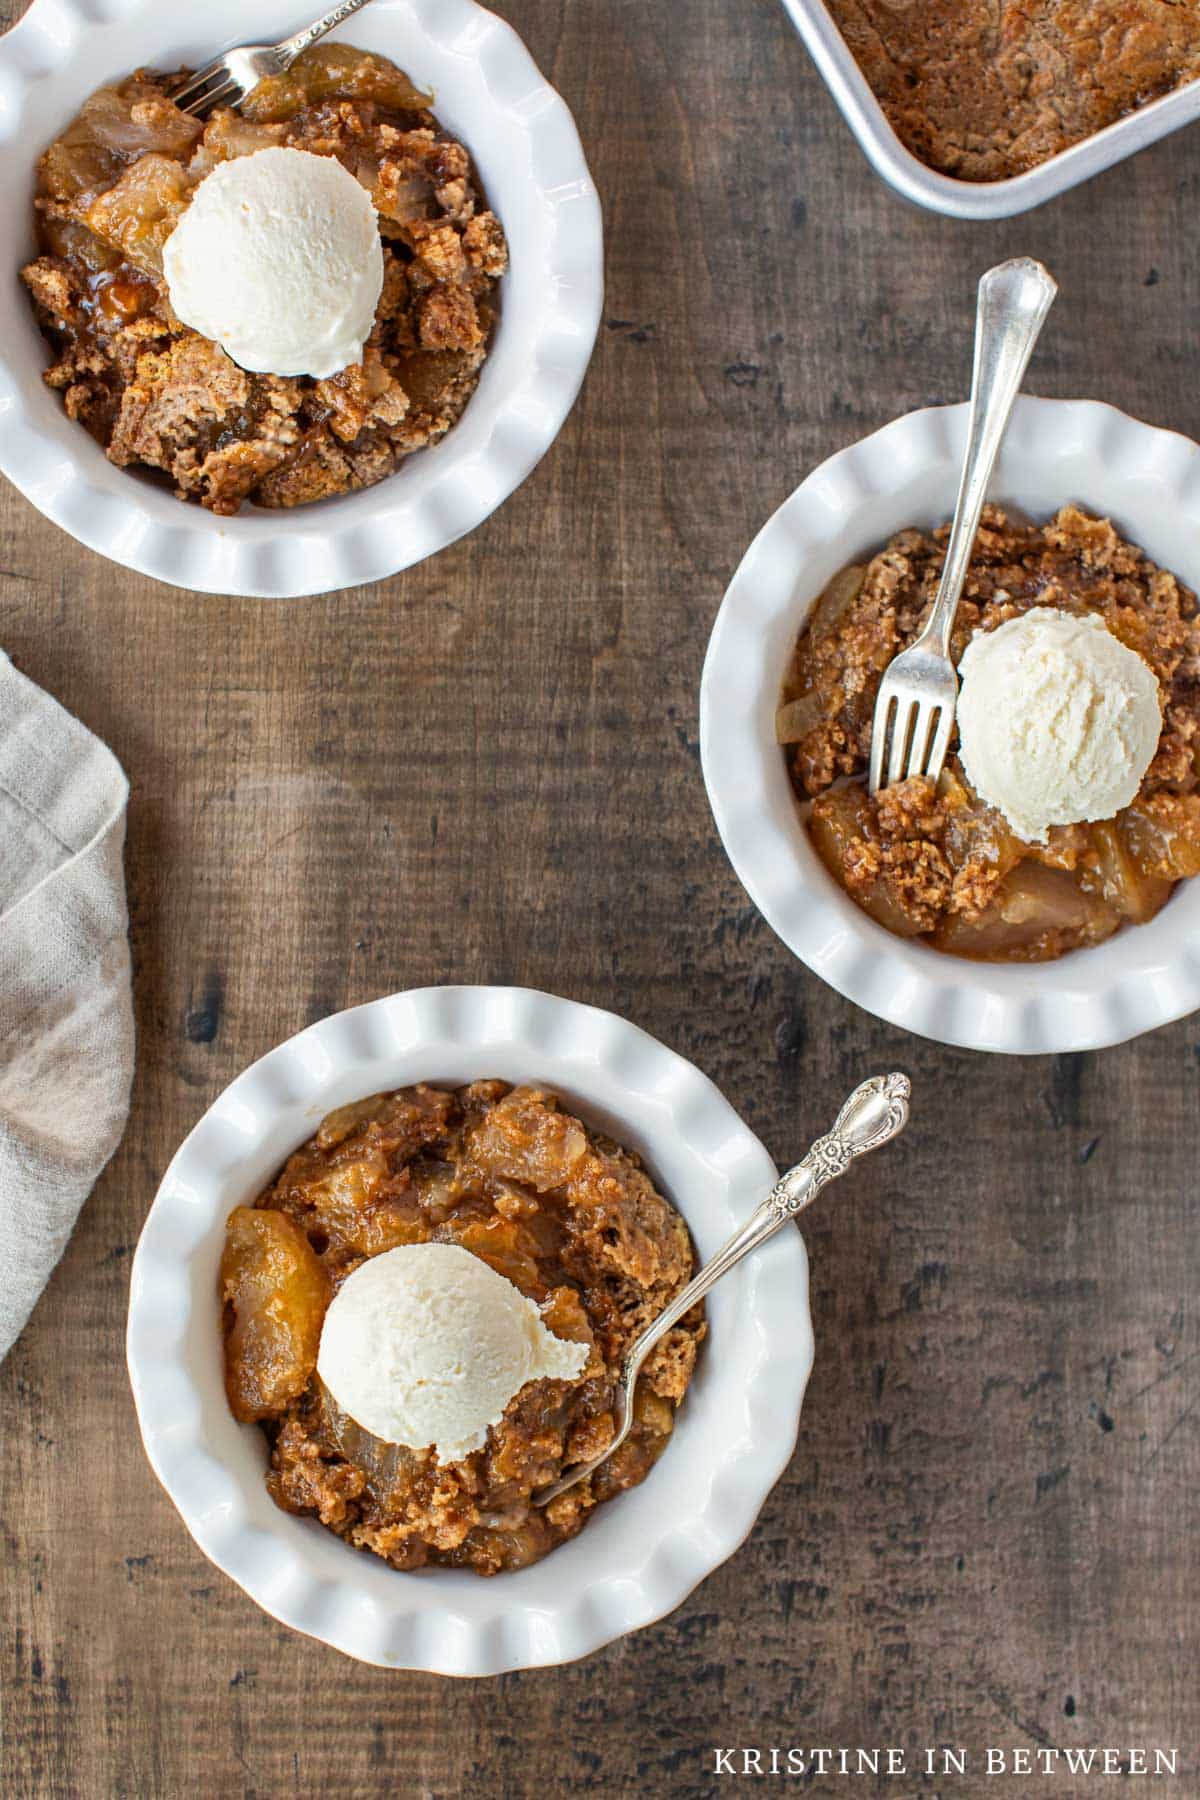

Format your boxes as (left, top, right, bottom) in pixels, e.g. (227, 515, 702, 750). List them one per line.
(172, 0, 380, 119)
(533, 1072, 912, 1508)
(868, 258, 1058, 796)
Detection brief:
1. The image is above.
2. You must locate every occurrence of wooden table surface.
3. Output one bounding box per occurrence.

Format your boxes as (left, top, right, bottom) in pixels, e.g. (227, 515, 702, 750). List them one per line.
(3, 2, 1199, 1795)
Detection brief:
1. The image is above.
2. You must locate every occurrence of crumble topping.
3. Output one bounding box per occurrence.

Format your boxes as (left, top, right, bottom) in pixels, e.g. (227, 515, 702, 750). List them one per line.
(781, 506, 1200, 960)
(20, 45, 508, 514)
(220, 1083, 704, 1575)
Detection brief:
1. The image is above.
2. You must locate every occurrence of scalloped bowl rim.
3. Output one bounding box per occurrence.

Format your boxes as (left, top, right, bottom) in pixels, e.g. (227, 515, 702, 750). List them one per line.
(701, 396, 1200, 1055)
(126, 985, 813, 1673)
(0, 0, 603, 598)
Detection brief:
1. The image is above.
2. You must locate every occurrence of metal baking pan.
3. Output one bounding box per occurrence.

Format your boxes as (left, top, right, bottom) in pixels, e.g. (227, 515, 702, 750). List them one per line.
(781, 0, 1200, 219)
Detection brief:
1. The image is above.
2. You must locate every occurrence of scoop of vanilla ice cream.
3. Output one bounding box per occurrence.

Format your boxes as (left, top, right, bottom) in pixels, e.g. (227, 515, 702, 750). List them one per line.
(163, 146, 384, 379)
(316, 1242, 589, 1465)
(956, 606, 1162, 844)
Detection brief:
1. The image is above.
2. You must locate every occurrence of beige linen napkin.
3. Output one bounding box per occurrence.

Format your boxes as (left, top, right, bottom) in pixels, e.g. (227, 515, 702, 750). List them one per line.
(0, 652, 134, 1361)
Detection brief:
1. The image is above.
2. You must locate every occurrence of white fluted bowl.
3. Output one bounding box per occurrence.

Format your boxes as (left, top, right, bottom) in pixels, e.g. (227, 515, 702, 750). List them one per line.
(0, 0, 602, 597)
(126, 986, 813, 1673)
(701, 397, 1200, 1054)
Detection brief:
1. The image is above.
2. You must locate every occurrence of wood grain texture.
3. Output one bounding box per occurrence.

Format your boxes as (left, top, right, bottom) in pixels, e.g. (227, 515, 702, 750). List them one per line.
(1, 1, 1198, 1795)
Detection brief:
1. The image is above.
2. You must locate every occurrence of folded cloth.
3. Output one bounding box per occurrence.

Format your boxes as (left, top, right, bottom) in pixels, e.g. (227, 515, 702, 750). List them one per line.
(0, 652, 134, 1362)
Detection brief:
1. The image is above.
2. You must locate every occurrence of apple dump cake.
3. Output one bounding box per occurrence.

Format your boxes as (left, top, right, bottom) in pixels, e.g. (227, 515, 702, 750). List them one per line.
(779, 505, 1200, 961)
(20, 45, 507, 514)
(823, 1, 1200, 181)
(220, 1083, 704, 1575)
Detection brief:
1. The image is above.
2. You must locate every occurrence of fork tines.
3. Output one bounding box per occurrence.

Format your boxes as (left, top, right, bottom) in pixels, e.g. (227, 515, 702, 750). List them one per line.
(868, 694, 953, 794)
(172, 64, 243, 117)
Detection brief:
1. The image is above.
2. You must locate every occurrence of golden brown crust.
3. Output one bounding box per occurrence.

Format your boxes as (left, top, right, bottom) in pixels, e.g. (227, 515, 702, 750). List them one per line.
(825, 0, 1200, 181)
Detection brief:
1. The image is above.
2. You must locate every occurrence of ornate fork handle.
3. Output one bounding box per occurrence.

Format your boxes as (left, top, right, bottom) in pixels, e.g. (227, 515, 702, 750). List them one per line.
(637, 1073, 910, 1345)
(282, 0, 380, 64)
(533, 1071, 912, 1506)
(634, 1071, 911, 1360)
(767, 1070, 911, 1219)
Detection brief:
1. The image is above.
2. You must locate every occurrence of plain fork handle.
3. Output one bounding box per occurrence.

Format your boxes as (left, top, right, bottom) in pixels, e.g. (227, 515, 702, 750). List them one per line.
(918, 259, 1057, 661)
(281, 0, 380, 65)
